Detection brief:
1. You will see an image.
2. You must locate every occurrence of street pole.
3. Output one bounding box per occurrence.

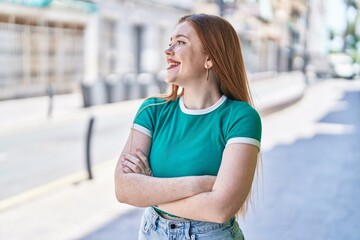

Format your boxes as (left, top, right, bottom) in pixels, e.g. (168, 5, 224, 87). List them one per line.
(303, 0, 310, 85)
(47, 82, 54, 117)
(218, 0, 225, 16)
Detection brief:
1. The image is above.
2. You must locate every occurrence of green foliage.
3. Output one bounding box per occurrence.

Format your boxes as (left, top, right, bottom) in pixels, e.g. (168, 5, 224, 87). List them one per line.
(343, 0, 359, 52)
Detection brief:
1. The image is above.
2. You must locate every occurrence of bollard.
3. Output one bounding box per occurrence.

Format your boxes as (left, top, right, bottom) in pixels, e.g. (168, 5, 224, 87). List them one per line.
(86, 116, 95, 180)
(137, 73, 154, 98)
(47, 83, 54, 117)
(122, 73, 136, 100)
(156, 70, 168, 94)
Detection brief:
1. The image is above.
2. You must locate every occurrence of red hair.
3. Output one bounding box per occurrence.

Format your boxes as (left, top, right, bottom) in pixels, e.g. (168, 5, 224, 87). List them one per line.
(163, 14, 252, 105)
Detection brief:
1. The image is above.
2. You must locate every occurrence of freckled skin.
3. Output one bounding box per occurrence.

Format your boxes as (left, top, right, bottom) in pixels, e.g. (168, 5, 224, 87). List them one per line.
(165, 22, 208, 87)
(116, 15, 259, 227)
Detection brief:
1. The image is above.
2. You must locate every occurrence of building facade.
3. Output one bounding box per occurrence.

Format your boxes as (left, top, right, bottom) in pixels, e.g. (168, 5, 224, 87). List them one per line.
(0, 0, 93, 100)
(0, 0, 189, 100)
(0, 0, 328, 101)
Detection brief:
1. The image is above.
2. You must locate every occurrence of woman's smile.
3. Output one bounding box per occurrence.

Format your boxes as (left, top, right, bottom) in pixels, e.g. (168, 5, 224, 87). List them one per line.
(164, 22, 208, 85)
(167, 58, 181, 70)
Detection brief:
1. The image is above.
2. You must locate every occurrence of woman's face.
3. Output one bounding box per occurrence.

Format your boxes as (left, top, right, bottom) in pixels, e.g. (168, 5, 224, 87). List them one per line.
(164, 21, 208, 86)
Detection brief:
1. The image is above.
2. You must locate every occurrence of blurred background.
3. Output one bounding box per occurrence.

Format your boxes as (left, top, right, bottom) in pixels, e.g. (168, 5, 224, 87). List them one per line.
(0, 0, 359, 239)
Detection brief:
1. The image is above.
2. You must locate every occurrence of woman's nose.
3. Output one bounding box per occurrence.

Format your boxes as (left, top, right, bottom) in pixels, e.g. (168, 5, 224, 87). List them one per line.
(164, 46, 174, 56)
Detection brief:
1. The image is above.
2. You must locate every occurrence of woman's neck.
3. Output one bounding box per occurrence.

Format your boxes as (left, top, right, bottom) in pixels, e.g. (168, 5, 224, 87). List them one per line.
(182, 86, 222, 110)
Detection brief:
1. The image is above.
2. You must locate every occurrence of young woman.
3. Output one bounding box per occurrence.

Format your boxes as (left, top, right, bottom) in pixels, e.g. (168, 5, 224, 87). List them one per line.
(115, 13, 261, 240)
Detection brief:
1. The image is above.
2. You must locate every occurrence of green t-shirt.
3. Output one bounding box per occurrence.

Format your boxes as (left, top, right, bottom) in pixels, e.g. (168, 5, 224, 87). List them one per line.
(133, 95, 261, 178)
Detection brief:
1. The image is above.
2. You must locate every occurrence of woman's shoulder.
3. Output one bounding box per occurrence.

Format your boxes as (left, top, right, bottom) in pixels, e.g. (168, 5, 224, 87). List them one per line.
(223, 98, 262, 140)
(224, 98, 259, 116)
(138, 96, 178, 113)
(139, 97, 168, 108)
(141, 97, 167, 105)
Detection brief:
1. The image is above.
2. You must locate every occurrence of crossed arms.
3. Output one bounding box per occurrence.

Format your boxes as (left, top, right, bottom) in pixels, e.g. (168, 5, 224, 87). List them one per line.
(114, 129, 258, 224)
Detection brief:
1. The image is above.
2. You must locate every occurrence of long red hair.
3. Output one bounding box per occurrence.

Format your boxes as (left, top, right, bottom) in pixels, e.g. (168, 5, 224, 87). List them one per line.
(163, 14, 252, 105)
(162, 14, 258, 216)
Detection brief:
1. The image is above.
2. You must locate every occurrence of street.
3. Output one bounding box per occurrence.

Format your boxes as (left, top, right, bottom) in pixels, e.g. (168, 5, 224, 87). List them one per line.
(0, 99, 140, 200)
(84, 81, 360, 240)
(0, 1, 358, 239)
(0, 72, 305, 201)
(239, 80, 360, 239)
(81, 79, 360, 240)
(0, 79, 359, 240)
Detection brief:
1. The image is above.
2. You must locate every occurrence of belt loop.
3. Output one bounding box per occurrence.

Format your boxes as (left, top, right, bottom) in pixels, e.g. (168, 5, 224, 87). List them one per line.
(184, 221, 191, 239)
(149, 207, 158, 229)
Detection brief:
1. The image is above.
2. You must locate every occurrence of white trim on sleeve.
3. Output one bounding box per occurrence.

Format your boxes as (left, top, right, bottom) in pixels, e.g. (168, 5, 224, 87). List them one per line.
(226, 137, 260, 150)
(132, 123, 153, 138)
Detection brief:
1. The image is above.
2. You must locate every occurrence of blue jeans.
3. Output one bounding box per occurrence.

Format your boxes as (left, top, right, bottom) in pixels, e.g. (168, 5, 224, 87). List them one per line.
(138, 207, 244, 240)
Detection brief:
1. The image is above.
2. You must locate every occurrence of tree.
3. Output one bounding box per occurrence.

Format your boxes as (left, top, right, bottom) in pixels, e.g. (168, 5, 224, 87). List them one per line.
(342, 0, 359, 61)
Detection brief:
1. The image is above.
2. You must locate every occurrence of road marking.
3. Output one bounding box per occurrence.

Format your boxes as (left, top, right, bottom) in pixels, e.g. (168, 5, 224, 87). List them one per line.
(0, 159, 116, 212)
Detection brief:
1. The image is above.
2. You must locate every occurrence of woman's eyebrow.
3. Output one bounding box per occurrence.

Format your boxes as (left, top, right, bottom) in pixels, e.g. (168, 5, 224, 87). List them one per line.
(170, 34, 189, 41)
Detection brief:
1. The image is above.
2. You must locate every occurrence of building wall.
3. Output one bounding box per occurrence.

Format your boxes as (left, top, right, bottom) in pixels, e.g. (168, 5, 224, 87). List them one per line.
(0, 0, 328, 100)
(0, 2, 90, 100)
(0, 0, 189, 100)
(97, 0, 189, 79)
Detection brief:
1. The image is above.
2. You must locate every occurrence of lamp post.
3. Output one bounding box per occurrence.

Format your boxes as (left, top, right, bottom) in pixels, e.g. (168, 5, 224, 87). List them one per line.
(217, 0, 236, 17)
(303, 0, 310, 85)
(218, 0, 225, 16)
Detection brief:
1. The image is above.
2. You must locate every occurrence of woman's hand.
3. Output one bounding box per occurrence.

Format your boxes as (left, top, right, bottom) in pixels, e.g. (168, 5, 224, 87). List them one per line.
(116, 130, 217, 207)
(121, 148, 152, 176)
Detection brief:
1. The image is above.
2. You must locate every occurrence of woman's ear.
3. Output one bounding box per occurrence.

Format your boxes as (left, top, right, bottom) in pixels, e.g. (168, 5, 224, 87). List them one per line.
(204, 56, 213, 69)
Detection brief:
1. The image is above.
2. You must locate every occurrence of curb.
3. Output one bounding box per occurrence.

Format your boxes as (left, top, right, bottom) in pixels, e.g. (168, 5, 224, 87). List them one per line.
(0, 159, 115, 213)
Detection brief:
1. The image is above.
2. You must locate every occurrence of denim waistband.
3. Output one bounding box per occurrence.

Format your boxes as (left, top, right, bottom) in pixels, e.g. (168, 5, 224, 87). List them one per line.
(144, 207, 236, 236)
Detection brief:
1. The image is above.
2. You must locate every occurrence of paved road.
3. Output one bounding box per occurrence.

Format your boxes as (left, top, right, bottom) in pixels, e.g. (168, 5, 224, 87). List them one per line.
(0, 100, 139, 200)
(81, 79, 360, 240)
(1, 78, 358, 240)
(0, 72, 305, 201)
(239, 86, 360, 240)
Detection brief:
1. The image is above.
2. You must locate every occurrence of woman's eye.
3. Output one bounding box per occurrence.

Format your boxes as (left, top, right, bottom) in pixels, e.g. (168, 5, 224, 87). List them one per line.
(168, 41, 185, 47)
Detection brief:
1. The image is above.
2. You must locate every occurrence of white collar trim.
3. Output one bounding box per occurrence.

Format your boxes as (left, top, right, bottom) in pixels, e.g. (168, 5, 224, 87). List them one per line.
(179, 95, 227, 115)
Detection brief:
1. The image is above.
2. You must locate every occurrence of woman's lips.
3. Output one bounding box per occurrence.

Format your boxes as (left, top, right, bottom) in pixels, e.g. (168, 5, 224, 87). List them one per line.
(167, 60, 180, 70)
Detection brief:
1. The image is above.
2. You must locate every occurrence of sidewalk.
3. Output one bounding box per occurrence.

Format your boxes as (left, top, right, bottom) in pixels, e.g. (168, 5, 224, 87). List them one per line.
(0, 71, 306, 130)
(250, 71, 306, 114)
(0, 161, 138, 240)
(0, 71, 308, 240)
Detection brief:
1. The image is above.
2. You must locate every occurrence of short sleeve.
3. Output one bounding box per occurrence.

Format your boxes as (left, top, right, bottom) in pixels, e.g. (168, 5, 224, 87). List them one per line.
(132, 98, 164, 138)
(226, 106, 262, 151)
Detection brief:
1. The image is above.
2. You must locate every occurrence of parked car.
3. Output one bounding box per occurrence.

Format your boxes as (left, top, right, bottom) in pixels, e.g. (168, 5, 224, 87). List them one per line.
(313, 57, 332, 79)
(329, 53, 357, 79)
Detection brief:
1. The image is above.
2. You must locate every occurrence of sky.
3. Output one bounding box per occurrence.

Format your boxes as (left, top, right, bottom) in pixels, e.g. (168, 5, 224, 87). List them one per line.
(325, 0, 350, 51)
(326, 0, 347, 34)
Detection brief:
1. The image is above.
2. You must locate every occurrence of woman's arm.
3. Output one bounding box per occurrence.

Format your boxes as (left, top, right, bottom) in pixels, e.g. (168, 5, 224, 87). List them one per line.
(156, 143, 259, 223)
(114, 128, 215, 207)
